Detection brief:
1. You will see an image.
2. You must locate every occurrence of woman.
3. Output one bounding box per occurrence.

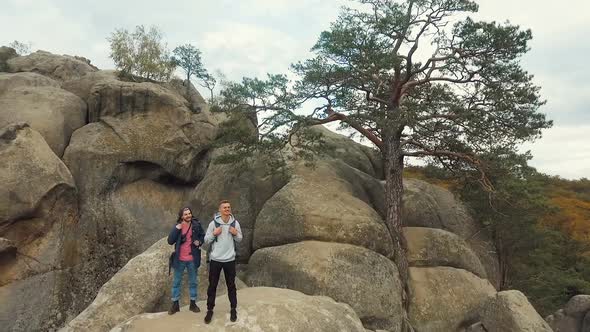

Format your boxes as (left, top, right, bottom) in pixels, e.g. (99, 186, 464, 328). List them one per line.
(167, 206, 205, 315)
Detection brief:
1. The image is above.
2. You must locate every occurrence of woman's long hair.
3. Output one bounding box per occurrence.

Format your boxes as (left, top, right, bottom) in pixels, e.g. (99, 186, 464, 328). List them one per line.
(177, 207, 193, 224)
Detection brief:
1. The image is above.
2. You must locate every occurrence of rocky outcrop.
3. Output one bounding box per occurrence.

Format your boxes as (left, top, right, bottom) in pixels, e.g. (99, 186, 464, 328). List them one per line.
(246, 241, 403, 331)
(59, 72, 222, 318)
(0, 49, 528, 332)
(112, 287, 367, 332)
(404, 227, 487, 278)
(6, 50, 97, 81)
(403, 178, 500, 287)
(472, 290, 553, 332)
(408, 266, 496, 331)
(546, 295, 590, 332)
(0, 123, 78, 331)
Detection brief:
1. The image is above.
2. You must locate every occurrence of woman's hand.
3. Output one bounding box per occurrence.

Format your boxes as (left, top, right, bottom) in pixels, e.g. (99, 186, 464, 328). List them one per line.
(176, 224, 182, 230)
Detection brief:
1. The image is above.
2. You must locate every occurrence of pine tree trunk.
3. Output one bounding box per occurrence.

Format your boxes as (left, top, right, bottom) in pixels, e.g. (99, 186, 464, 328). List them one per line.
(383, 134, 412, 331)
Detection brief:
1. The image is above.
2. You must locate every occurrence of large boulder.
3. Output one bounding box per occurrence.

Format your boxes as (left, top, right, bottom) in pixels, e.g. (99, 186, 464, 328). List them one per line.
(408, 266, 496, 332)
(253, 160, 393, 258)
(246, 241, 403, 331)
(546, 295, 590, 332)
(307, 125, 382, 178)
(0, 123, 78, 331)
(62, 238, 170, 332)
(61, 70, 213, 124)
(564, 295, 590, 319)
(0, 85, 86, 157)
(403, 178, 500, 287)
(403, 227, 487, 278)
(477, 291, 552, 332)
(6, 50, 97, 81)
(112, 287, 367, 332)
(0, 72, 59, 93)
(0, 123, 75, 222)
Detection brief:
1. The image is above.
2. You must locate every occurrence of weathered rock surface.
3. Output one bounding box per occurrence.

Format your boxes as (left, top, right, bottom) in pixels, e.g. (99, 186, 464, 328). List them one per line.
(0, 85, 86, 156)
(0, 123, 78, 331)
(477, 290, 553, 332)
(62, 238, 170, 332)
(246, 241, 403, 331)
(308, 125, 382, 178)
(546, 294, 590, 332)
(403, 178, 500, 287)
(0, 72, 59, 93)
(564, 295, 590, 318)
(408, 266, 496, 331)
(163, 77, 208, 113)
(0, 237, 16, 255)
(404, 226, 487, 278)
(112, 287, 367, 332)
(253, 160, 393, 258)
(6, 50, 97, 81)
(59, 73, 220, 317)
(0, 123, 75, 223)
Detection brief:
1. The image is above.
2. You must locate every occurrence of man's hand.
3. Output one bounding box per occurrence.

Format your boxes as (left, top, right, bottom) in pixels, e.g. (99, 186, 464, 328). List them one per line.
(213, 227, 222, 236)
(193, 240, 200, 246)
(176, 224, 182, 230)
(229, 227, 238, 236)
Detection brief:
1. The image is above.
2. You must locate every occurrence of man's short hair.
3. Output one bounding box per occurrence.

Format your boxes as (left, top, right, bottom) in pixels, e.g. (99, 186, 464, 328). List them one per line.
(219, 200, 231, 206)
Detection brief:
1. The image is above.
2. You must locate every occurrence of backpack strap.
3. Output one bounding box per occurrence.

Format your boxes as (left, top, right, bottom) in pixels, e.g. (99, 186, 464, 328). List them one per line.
(213, 221, 221, 242)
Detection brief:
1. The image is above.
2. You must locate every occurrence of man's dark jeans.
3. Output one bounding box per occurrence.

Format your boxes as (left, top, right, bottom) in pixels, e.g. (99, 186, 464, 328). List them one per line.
(207, 260, 237, 310)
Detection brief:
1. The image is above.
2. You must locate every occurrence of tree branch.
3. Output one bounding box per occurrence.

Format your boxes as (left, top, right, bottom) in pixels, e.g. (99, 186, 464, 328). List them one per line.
(402, 139, 493, 191)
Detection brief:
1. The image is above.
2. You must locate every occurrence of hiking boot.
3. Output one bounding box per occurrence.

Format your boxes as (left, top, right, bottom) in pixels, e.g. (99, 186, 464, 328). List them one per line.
(230, 308, 237, 322)
(168, 301, 179, 315)
(189, 300, 200, 313)
(204, 310, 214, 324)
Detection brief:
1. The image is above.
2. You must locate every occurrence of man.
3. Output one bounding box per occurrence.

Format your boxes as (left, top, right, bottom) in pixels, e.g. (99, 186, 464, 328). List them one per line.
(203, 200, 243, 323)
(167, 207, 205, 315)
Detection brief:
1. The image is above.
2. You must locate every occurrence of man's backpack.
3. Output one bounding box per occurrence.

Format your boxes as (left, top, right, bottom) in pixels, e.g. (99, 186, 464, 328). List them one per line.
(206, 220, 239, 263)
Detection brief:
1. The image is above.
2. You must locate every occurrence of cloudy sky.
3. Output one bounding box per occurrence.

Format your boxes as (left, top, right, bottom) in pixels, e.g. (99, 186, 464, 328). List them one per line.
(2, 0, 588, 179)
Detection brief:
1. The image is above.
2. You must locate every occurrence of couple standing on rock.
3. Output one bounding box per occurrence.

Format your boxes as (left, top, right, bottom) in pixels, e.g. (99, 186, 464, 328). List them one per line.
(166, 200, 243, 324)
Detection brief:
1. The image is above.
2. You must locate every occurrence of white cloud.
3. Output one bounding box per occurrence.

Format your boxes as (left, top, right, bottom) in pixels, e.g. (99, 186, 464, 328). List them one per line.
(522, 125, 590, 179)
(200, 23, 301, 80)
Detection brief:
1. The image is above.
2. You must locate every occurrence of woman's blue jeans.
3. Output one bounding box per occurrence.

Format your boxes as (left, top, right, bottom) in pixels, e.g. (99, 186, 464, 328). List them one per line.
(171, 260, 197, 301)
